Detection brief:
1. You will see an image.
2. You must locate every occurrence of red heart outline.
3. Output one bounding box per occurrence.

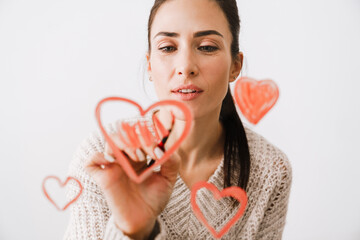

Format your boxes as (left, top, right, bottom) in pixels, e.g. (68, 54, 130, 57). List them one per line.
(95, 97, 193, 183)
(191, 181, 248, 239)
(42, 176, 83, 211)
(234, 77, 279, 124)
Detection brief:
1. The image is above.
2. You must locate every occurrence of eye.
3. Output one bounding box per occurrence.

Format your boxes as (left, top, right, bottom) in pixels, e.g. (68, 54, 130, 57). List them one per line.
(159, 46, 176, 53)
(198, 45, 219, 52)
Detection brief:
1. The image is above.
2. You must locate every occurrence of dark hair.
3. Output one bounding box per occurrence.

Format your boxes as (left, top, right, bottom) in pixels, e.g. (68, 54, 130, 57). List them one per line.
(147, 0, 250, 190)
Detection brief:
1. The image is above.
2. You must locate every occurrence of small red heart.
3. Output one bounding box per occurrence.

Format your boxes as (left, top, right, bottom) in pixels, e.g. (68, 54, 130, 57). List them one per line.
(191, 182, 248, 239)
(95, 97, 193, 183)
(42, 176, 83, 211)
(234, 77, 279, 124)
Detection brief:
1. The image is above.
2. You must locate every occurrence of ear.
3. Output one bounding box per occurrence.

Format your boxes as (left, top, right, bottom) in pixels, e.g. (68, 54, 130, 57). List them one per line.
(146, 53, 152, 73)
(229, 52, 243, 83)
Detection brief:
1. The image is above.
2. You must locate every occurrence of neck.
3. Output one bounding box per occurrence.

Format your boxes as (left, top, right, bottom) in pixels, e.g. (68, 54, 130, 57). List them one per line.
(164, 109, 225, 172)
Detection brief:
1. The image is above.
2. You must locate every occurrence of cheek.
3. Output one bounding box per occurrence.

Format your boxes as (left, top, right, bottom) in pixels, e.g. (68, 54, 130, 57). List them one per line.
(201, 56, 231, 87)
(150, 54, 172, 77)
(201, 57, 231, 105)
(153, 80, 167, 100)
(150, 56, 173, 99)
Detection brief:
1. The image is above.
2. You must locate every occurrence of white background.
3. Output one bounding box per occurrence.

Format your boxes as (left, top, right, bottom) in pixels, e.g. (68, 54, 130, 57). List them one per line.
(0, 0, 359, 239)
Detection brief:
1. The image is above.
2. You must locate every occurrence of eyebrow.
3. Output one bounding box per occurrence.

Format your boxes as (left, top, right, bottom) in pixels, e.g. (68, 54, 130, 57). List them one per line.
(154, 32, 179, 38)
(194, 30, 223, 38)
(153, 30, 224, 39)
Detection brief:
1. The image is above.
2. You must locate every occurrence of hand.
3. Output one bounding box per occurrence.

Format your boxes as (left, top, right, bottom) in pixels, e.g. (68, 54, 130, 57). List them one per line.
(85, 120, 179, 240)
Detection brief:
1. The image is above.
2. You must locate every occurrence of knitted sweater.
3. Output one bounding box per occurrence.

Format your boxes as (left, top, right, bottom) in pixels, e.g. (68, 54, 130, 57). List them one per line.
(63, 124, 292, 240)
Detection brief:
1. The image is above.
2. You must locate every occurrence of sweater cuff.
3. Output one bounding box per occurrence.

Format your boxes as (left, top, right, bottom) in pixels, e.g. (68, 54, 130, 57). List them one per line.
(104, 215, 166, 240)
(103, 215, 132, 240)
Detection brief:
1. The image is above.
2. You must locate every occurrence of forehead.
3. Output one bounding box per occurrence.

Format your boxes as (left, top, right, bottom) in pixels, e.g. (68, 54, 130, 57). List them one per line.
(151, 0, 231, 40)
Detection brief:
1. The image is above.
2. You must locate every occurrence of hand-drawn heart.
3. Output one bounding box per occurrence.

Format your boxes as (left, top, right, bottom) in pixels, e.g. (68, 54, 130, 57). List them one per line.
(95, 97, 193, 183)
(42, 176, 83, 211)
(191, 182, 248, 239)
(234, 77, 279, 124)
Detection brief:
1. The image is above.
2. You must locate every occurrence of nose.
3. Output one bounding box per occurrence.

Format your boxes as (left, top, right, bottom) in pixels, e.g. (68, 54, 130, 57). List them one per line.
(176, 47, 199, 78)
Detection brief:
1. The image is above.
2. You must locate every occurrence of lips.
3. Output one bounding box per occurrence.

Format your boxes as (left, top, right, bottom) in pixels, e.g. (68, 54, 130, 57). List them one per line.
(171, 84, 203, 93)
(171, 84, 204, 101)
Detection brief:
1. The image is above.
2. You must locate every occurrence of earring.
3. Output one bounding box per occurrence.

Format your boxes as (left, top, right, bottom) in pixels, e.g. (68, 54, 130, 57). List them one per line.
(149, 76, 152, 82)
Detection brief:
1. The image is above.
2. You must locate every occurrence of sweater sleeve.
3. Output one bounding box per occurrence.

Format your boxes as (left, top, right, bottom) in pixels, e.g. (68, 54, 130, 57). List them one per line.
(255, 153, 292, 240)
(104, 215, 167, 240)
(62, 131, 167, 240)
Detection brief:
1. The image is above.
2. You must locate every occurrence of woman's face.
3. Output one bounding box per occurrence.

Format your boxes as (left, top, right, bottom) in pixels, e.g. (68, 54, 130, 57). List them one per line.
(147, 0, 242, 120)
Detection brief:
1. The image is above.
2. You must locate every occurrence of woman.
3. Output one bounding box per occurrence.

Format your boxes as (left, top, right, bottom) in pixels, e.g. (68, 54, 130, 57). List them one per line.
(64, 0, 292, 239)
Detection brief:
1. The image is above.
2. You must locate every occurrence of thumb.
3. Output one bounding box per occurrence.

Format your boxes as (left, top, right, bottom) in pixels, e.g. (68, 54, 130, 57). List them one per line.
(85, 152, 124, 188)
(160, 153, 180, 184)
(85, 152, 115, 174)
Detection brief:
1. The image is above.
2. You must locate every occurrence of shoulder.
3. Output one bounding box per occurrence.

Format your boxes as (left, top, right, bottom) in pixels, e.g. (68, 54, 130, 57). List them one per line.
(244, 126, 292, 188)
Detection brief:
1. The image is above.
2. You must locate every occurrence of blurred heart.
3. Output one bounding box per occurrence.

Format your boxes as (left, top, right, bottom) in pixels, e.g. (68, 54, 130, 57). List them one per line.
(95, 97, 192, 183)
(234, 77, 279, 124)
(191, 182, 248, 239)
(42, 176, 83, 211)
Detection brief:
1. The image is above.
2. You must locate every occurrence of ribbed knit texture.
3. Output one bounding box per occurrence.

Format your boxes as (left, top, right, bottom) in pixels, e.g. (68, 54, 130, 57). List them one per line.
(63, 122, 292, 240)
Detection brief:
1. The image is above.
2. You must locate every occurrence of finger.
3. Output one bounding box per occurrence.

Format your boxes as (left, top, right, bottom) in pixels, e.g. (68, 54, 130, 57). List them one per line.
(142, 147, 163, 173)
(107, 132, 126, 151)
(104, 143, 115, 159)
(118, 121, 141, 148)
(105, 142, 127, 165)
(103, 152, 116, 164)
(135, 148, 146, 162)
(109, 131, 139, 162)
(116, 122, 141, 162)
(105, 142, 141, 168)
(109, 140, 148, 173)
(144, 147, 164, 173)
(122, 146, 141, 162)
(152, 112, 169, 141)
(152, 147, 164, 172)
(135, 121, 158, 160)
(152, 109, 175, 141)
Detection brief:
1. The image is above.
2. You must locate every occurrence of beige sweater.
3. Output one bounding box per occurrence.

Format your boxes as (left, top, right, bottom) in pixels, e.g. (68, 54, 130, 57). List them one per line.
(63, 125, 292, 240)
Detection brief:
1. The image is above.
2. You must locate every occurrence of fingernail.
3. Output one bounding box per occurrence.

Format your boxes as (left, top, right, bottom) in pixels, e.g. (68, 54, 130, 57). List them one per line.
(153, 165, 161, 172)
(154, 147, 164, 159)
(104, 153, 115, 163)
(146, 155, 153, 165)
(104, 144, 113, 155)
(136, 148, 146, 162)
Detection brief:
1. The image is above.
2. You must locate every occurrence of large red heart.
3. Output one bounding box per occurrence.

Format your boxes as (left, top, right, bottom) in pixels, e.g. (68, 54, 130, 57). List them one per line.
(191, 181, 248, 239)
(42, 176, 83, 211)
(95, 97, 192, 183)
(234, 77, 279, 124)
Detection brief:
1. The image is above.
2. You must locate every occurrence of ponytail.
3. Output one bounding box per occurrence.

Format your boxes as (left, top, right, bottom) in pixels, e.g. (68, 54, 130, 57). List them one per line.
(220, 87, 250, 190)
